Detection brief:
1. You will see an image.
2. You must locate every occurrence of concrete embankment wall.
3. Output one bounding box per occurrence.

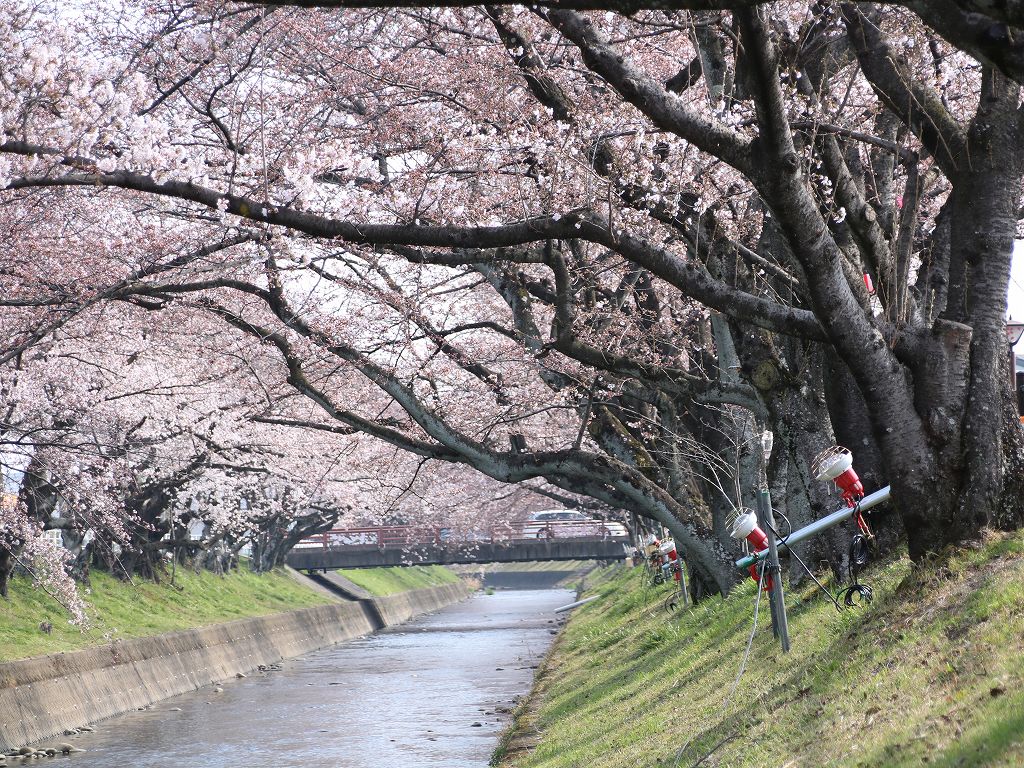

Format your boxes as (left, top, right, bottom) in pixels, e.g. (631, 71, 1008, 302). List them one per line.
(0, 582, 468, 750)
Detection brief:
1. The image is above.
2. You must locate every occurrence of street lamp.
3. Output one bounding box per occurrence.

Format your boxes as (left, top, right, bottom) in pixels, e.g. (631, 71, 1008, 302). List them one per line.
(1008, 319, 1024, 347)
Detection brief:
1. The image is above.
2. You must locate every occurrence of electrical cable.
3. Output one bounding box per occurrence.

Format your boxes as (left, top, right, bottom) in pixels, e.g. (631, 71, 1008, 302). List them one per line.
(837, 533, 873, 606)
(672, 558, 767, 768)
(772, 508, 793, 544)
(769, 523, 845, 613)
(725, 556, 768, 707)
(767, 516, 874, 611)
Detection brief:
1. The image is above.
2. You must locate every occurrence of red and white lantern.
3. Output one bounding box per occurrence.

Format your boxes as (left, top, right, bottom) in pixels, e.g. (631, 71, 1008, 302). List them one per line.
(812, 446, 864, 507)
(659, 539, 682, 582)
(729, 509, 773, 590)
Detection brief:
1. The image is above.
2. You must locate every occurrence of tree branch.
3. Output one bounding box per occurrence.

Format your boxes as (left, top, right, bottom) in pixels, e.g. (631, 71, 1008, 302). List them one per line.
(546, 9, 751, 172)
(0, 146, 825, 340)
(842, 4, 969, 176)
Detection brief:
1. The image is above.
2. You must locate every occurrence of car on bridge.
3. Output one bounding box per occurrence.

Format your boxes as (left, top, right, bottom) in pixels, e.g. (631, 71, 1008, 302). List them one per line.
(520, 510, 629, 540)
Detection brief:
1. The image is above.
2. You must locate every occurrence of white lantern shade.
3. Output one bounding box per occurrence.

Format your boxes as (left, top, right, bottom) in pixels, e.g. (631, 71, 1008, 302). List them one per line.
(729, 510, 759, 540)
(813, 447, 853, 482)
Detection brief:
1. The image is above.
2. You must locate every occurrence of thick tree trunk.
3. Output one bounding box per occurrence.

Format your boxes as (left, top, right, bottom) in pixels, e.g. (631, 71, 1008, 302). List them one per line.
(194, 539, 235, 575)
(249, 523, 290, 573)
(0, 545, 14, 598)
(896, 71, 1023, 557)
(996, 398, 1024, 530)
(59, 528, 92, 583)
(951, 179, 1022, 541)
(732, 324, 848, 576)
(250, 508, 341, 573)
(824, 352, 904, 553)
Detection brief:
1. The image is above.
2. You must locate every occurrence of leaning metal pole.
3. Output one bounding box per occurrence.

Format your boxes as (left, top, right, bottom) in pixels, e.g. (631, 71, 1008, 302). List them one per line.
(755, 491, 778, 638)
(756, 487, 789, 653)
(736, 485, 892, 570)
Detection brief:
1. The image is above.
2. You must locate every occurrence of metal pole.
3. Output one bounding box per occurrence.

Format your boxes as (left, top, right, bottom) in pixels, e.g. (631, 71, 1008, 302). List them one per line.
(737, 484, 892, 570)
(678, 562, 690, 608)
(756, 488, 789, 653)
(755, 492, 779, 638)
(554, 596, 600, 613)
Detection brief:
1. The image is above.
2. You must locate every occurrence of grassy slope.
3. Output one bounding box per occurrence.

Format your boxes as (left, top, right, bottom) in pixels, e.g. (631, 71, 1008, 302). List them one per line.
(499, 531, 1024, 768)
(0, 568, 334, 662)
(336, 564, 460, 596)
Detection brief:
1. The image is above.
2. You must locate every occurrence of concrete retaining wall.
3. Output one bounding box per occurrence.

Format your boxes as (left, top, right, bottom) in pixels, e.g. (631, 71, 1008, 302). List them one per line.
(370, 581, 468, 625)
(0, 581, 469, 751)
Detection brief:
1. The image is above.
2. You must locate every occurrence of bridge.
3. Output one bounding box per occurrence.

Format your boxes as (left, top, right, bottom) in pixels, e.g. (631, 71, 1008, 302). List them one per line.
(286, 520, 631, 570)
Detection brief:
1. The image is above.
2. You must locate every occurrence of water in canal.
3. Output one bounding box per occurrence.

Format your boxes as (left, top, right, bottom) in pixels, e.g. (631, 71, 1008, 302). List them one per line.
(45, 588, 573, 767)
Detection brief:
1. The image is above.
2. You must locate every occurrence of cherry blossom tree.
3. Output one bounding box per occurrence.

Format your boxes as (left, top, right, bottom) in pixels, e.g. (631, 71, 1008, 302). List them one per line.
(0, 299, 358, 590)
(2, 0, 1023, 598)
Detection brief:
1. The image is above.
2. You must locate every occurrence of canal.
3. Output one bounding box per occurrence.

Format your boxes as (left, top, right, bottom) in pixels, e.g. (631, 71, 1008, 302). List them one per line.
(49, 588, 573, 767)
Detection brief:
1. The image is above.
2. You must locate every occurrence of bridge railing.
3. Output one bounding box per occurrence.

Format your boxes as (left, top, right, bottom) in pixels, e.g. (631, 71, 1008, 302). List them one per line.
(293, 519, 629, 551)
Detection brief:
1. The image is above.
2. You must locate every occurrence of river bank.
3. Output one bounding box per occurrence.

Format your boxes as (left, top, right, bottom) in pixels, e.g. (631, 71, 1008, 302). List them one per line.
(495, 531, 1024, 768)
(0, 571, 470, 751)
(0, 567, 336, 663)
(335, 564, 462, 595)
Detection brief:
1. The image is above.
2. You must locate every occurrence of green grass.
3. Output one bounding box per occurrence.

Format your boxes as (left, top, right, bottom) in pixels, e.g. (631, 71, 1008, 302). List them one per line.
(336, 564, 460, 596)
(0, 567, 334, 662)
(498, 530, 1024, 768)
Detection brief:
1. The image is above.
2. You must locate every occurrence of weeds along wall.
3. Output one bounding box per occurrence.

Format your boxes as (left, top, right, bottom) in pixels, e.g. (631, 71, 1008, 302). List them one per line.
(0, 582, 469, 750)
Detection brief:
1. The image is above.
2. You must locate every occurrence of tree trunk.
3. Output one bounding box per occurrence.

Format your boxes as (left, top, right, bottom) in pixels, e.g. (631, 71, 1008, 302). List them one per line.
(894, 71, 1024, 556)
(59, 528, 92, 583)
(732, 323, 848, 576)
(823, 350, 900, 549)
(0, 545, 14, 598)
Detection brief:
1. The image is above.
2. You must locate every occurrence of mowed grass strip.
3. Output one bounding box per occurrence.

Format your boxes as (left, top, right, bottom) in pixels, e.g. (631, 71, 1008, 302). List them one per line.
(336, 564, 460, 596)
(499, 531, 1024, 768)
(0, 567, 334, 662)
